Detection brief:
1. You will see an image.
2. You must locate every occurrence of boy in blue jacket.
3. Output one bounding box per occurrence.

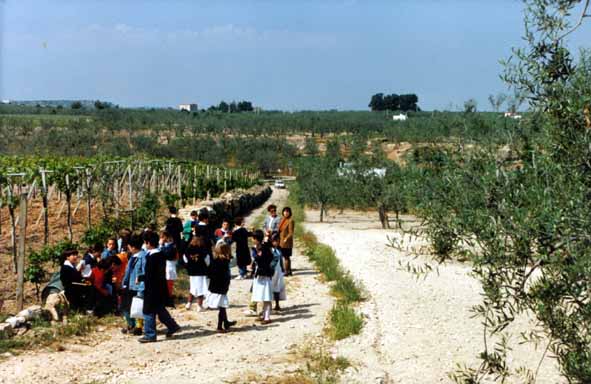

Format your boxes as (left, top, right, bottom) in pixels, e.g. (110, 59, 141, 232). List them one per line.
(121, 234, 146, 336)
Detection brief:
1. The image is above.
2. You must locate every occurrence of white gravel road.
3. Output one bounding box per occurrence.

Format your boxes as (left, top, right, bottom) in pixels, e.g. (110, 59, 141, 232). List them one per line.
(304, 209, 563, 384)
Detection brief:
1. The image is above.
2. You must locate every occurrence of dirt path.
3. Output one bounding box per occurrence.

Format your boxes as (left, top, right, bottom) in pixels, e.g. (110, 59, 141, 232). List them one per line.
(304, 209, 563, 384)
(0, 188, 332, 384)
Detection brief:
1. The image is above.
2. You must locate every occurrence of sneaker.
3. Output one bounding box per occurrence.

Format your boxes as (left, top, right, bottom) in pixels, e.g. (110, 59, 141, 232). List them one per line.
(166, 325, 181, 338)
(236, 275, 244, 280)
(216, 328, 227, 334)
(132, 328, 143, 336)
(138, 337, 156, 343)
(197, 305, 206, 312)
(243, 309, 257, 316)
(261, 319, 272, 325)
(121, 327, 132, 334)
(185, 302, 192, 310)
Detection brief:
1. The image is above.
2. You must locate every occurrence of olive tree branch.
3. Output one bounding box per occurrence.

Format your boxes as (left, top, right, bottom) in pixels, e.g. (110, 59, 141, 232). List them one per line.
(557, 0, 590, 41)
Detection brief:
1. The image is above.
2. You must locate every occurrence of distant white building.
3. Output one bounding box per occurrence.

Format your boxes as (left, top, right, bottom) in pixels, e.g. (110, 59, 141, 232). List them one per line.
(337, 162, 387, 178)
(179, 103, 198, 112)
(392, 113, 407, 121)
(1, 100, 10, 104)
(504, 112, 522, 120)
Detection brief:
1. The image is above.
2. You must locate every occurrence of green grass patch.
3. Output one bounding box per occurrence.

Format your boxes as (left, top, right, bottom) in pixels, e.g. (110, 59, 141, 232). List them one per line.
(331, 273, 363, 304)
(328, 304, 364, 341)
(305, 244, 342, 282)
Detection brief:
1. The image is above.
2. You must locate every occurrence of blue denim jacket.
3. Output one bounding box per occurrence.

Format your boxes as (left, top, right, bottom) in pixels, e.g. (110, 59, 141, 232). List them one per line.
(271, 247, 284, 272)
(122, 249, 147, 297)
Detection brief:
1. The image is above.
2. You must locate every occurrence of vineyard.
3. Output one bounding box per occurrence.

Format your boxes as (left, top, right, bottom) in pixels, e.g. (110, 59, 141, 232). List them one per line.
(0, 0, 590, 382)
(0, 156, 259, 313)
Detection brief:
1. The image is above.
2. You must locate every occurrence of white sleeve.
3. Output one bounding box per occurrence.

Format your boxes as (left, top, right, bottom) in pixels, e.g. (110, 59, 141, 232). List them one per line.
(205, 254, 211, 267)
(183, 255, 188, 264)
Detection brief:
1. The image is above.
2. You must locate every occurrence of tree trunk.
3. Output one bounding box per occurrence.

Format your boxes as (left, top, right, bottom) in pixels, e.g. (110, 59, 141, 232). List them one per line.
(16, 191, 27, 311)
(87, 193, 92, 230)
(42, 191, 49, 245)
(320, 202, 325, 223)
(378, 204, 390, 229)
(395, 210, 402, 229)
(67, 193, 73, 242)
(9, 205, 17, 273)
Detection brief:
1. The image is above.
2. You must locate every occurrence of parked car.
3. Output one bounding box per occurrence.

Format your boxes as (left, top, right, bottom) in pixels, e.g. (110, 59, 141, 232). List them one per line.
(274, 180, 286, 189)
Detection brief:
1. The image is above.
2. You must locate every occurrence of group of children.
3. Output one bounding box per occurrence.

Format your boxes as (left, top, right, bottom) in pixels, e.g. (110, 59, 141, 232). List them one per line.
(57, 203, 295, 339)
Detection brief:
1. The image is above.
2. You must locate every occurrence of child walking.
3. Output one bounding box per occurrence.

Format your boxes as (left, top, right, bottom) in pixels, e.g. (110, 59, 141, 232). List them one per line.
(160, 231, 178, 299)
(206, 241, 236, 333)
(183, 235, 211, 311)
(270, 233, 287, 311)
(250, 230, 275, 324)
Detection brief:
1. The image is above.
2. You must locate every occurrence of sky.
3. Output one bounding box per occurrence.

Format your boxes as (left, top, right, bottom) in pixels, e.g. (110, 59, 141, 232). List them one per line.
(0, 0, 589, 111)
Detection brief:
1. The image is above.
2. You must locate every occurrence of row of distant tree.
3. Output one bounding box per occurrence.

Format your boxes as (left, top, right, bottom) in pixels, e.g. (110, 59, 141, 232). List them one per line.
(368, 93, 419, 112)
(206, 100, 254, 113)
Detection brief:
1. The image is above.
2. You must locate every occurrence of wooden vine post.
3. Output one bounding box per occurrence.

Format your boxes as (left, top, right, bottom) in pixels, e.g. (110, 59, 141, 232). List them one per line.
(6, 174, 24, 273)
(39, 169, 53, 245)
(128, 165, 133, 211)
(66, 174, 73, 242)
(16, 187, 28, 311)
(84, 168, 93, 229)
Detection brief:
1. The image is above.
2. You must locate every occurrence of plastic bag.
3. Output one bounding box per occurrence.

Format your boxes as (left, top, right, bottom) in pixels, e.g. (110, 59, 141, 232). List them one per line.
(130, 296, 144, 319)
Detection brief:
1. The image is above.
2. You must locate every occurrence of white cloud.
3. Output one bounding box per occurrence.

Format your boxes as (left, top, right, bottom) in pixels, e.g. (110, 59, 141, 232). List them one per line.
(82, 22, 336, 49)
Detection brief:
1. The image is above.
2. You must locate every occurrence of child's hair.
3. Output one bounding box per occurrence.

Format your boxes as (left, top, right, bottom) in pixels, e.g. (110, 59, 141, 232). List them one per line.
(62, 249, 79, 261)
(190, 235, 206, 248)
(111, 255, 122, 266)
(98, 257, 113, 270)
(252, 229, 265, 243)
(169, 206, 178, 214)
(143, 230, 159, 248)
(270, 232, 280, 243)
(198, 209, 209, 222)
(160, 230, 172, 241)
(234, 217, 244, 226)
(214, 241, 232, 260)
(106, 237, 117, 245)
(128, 233, 143, 250)
(190, 210, 198, 218)
(267, 204, 277, 212)
(88, 242, 103, 254)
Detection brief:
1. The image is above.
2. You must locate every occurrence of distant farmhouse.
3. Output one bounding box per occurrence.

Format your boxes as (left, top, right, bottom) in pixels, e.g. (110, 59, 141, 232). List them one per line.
(504, 112, 522, 120)
(179, 103, 198, 112)
(392, 113, 407, 121)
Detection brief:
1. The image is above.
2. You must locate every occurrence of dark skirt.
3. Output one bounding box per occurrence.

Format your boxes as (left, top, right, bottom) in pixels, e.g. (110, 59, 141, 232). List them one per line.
(280, 247, 293, 258)
(236, 248, 252, 268)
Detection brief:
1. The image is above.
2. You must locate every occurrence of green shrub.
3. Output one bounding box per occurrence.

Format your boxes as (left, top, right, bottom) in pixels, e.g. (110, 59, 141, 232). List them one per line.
(331, 274, 363, 304)
(328, 304, 363, 340)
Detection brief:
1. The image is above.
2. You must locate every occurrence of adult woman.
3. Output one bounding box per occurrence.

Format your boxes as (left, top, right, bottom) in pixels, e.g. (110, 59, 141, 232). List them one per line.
(278, 207, 295, 276)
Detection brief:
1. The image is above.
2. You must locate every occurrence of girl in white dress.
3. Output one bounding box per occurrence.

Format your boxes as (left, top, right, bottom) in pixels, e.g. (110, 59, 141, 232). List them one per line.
(183, 235, 210, 311)
(206, 241, 236, 333)
(270, 233, 286, 310)
(250, 230, 274, 324)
